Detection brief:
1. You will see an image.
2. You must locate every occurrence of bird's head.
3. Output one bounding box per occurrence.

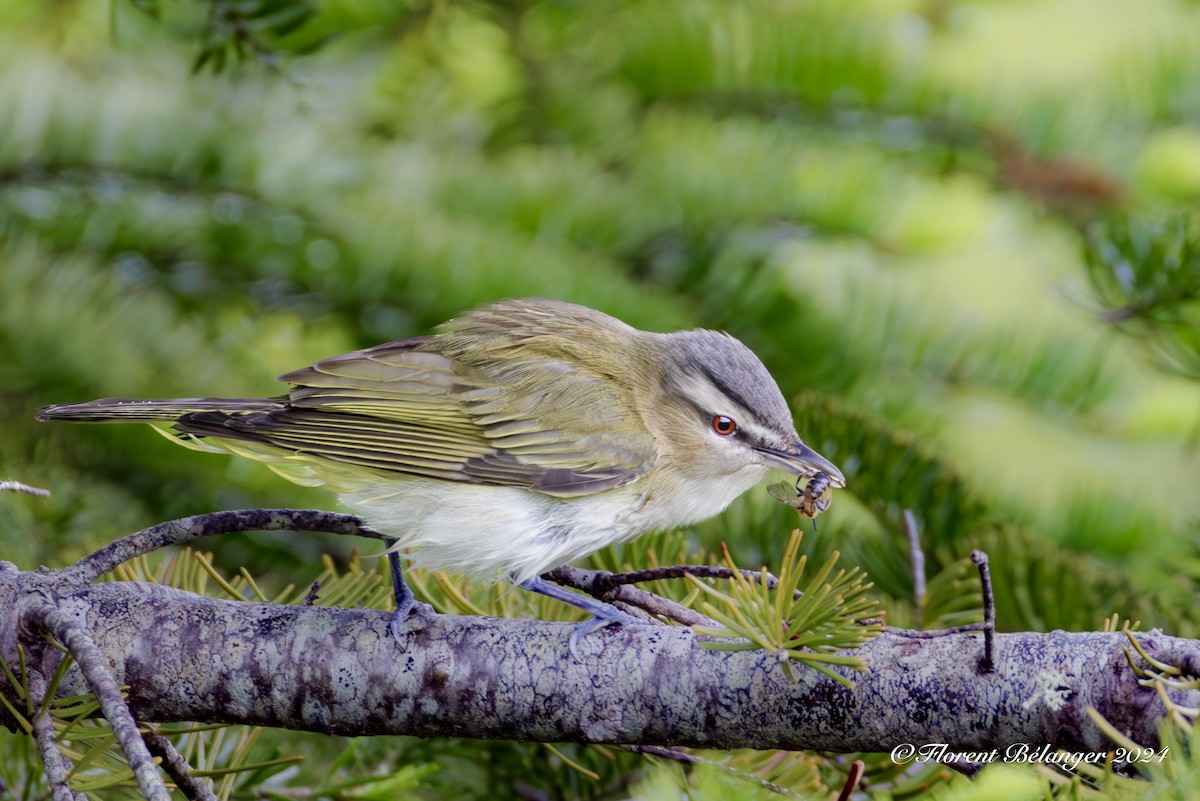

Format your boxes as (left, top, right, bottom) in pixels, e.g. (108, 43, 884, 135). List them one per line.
(643, 329, 845, 488)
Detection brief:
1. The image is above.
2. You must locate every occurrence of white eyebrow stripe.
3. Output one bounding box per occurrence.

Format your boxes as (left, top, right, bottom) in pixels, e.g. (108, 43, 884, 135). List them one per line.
(673, 374, 773, 445)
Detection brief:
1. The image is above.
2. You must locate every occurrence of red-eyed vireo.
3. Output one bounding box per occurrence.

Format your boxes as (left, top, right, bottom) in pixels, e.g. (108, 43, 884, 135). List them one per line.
(38, 298, 844, 653)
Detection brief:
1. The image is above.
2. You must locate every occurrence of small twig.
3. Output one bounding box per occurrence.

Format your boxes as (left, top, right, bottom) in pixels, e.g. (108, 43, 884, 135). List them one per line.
(834, 759, 864, 801)
(208, 0, 285, 74)
(887, 545, 996, 653)
(903, 510, 925, 625)
(623, 744, 699, 765)
(24, 603, 172, 801)
(624, 745, 800, 797)
(301, 580, 322, 607)
(143, 731, 219, 801)
(27, 673, 84, 801)
(600, 564, 786, 593)
(971, 550, 996, 673)
(545, 562, 824, 627)
(543, 566, 716, 627)
(945, 757, 985, 777)
(63, 509, 381, 584)
(0, 481, 51, 497)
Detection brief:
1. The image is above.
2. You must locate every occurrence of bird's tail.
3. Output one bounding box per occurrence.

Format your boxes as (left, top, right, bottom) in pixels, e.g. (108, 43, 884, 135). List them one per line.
(37, 397, 283, 423)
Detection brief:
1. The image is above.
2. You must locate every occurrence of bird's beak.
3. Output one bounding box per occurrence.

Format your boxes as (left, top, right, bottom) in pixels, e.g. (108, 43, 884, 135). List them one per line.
(756, 441, 846, 488)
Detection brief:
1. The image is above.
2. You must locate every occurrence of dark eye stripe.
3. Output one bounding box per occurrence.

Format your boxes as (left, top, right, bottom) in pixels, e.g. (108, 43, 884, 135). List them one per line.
(695, 364, 758, 425)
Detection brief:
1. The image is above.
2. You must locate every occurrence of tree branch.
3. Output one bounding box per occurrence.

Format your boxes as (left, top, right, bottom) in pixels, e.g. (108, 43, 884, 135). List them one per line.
(61, 509, 382, 584)
(142, 731, 220, 801)
(2, 569, 1193, 755)
(28, 672, 85, 801)
(543, 565, 716, 627)
(2, 508, 1196, 800)
(21, 601, 171, 801)
(0, 480, 51, 497)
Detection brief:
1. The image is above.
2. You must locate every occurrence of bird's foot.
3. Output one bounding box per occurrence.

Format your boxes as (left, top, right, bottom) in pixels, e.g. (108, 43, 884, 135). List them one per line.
(388, 596, 435, 642)
(566, 607, 647, 660)
(385, 542, 433, 643)
(519, 575, 650, 660)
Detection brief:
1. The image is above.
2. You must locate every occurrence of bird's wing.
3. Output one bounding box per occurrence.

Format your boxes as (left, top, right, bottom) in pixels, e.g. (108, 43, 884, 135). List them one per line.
(175, 331, 658, 498)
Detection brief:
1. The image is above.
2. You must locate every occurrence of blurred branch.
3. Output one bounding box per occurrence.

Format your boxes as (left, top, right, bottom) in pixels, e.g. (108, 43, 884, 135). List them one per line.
(904, 509, 925, 625)
(1082, 212, 1200, 382)
(123, 0, 319, 74)
(0, 481, 50, 497)
(985, 128, 1124, 225)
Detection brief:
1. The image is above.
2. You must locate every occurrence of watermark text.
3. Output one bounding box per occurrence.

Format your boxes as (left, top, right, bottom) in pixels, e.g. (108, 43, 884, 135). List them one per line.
(890, 742, 1169, 771)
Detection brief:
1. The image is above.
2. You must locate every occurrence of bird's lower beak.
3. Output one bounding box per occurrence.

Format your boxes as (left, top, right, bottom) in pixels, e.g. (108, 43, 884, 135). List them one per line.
(757, 441, 846, 487)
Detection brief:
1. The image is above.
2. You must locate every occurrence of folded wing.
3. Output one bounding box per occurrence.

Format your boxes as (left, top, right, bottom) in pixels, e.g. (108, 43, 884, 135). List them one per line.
(175, 324, 657, 497)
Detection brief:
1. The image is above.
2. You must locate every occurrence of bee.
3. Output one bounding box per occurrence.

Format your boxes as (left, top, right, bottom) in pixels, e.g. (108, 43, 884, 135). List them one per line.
(767, 471, 834, 520)
(798, 472, 833, 517)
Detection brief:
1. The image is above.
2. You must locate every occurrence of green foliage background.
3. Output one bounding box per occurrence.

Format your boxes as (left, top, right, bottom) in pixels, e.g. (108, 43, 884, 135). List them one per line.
(3, 0, 1200, 798)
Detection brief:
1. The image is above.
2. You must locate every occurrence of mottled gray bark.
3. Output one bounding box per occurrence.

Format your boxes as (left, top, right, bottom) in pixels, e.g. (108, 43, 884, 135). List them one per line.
(1, 559, 1195, 755)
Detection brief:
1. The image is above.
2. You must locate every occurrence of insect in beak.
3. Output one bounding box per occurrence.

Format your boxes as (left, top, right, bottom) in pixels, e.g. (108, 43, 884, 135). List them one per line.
(767, 471, 835, 529)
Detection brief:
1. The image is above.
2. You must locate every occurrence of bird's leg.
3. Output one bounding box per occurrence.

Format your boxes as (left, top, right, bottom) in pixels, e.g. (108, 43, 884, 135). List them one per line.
(519, 575, 647, 659)
(385, 539, 429, 641)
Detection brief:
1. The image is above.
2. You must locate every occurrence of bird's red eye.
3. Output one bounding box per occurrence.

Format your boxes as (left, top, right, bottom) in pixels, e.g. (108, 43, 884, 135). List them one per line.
(712, 415, 737, 436)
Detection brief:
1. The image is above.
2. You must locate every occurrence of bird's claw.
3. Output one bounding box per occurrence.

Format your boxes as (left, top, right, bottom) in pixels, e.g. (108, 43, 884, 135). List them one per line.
(384, 541, 435, 643)
(518, 574, 653, 659)
(566, 608, 646, 660)
(388, 598, 434, 643)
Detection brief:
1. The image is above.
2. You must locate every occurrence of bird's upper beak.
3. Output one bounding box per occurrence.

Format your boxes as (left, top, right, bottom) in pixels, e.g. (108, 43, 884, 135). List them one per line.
(756, 440, 846, 488)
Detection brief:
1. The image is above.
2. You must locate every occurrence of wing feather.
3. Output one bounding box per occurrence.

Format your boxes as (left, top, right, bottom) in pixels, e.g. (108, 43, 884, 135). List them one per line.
(174, 310, 658, 497)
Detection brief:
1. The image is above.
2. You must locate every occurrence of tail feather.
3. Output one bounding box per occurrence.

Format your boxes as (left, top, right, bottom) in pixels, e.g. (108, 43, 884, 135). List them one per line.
(37, 397, 284, 423)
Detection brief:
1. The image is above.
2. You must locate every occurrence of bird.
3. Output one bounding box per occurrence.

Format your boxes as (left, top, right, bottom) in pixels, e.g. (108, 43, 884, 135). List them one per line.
(38, 298, 844, 654)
